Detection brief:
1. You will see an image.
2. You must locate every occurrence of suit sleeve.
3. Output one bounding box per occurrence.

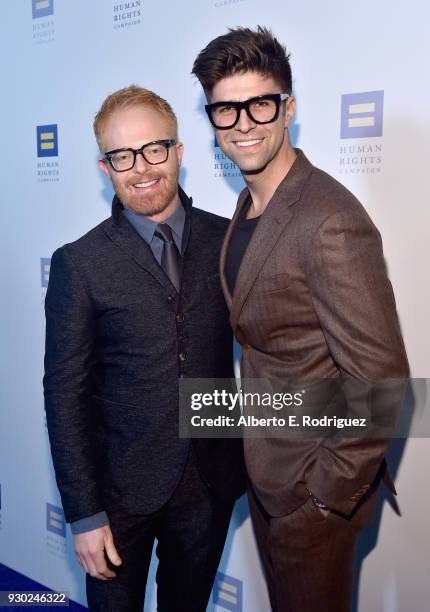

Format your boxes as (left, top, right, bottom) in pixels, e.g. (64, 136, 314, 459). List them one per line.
(305, 209, 409, 515)
(44, 246, 103, 523)
(70, 511, 109, 534)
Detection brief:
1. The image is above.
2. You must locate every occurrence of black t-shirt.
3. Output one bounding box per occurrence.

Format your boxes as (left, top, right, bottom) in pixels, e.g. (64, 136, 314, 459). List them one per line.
(226, 200, 261, 296)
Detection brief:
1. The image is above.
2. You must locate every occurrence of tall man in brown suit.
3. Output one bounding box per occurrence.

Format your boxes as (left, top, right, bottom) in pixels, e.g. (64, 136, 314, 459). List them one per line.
(192, 26, 409, 612)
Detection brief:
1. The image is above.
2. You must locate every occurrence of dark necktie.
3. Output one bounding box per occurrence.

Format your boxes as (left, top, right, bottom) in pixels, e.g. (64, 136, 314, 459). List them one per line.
(154, 224, 182, 292)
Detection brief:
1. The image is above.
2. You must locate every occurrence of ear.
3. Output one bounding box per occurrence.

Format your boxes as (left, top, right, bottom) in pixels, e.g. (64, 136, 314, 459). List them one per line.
(284, 96, 296, 128)
(175, 142, 184, 165)
(98, 158, 111, 179)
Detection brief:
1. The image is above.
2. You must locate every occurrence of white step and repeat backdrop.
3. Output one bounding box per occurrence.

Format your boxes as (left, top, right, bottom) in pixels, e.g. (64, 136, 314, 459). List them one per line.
(1, 1, 429, 610)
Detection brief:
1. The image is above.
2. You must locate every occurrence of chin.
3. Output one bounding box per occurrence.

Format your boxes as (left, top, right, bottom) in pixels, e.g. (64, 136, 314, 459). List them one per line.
(133, 202, 167, 216)
(239, 161, 267, 175)
(133, 193, 175, 216)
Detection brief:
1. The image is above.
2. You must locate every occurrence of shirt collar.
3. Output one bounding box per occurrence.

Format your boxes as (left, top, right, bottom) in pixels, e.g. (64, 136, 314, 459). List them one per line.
(122, 194, 186, 246)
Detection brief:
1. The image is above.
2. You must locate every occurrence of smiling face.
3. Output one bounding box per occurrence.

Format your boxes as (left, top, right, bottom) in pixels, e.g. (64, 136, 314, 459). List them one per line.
(98, 105, 183, 220)
(209, 72, 295, 180)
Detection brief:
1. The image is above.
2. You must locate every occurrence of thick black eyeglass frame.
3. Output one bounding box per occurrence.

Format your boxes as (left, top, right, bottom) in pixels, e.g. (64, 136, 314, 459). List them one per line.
(205, 93, 290, 129)
(104, 138, 177, 172)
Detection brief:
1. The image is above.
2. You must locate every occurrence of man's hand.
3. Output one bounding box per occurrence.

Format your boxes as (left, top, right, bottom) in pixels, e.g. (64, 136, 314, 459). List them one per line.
(74, 525, 122, 580)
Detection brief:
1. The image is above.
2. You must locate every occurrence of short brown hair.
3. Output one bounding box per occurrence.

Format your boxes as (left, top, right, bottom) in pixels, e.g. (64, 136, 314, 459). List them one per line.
(192, 26, 292, 96)
(93, 84, 178, 147)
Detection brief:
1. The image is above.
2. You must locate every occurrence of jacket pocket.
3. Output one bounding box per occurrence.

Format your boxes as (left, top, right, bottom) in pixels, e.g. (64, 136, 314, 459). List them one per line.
(252, 273, 291, 294)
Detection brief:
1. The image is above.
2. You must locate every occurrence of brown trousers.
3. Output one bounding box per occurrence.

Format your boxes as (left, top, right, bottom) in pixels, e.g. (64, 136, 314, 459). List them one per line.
(248, 486, 378, 612)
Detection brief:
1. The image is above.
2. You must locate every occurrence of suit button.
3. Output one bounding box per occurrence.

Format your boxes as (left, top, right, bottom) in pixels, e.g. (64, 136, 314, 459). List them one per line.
(167, 296, 174, 303)
(179, 352, 187, 361)
(176, 313, 184, 322)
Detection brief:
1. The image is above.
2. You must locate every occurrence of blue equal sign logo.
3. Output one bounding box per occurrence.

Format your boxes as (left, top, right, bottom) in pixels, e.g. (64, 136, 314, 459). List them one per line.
(37, 124, 58, 157)
(32, 0, 54, 19)
(340, 91, 384, 139)
(213, 572, 243, 611)
(40, 257, 51, 288)
(46, 503, 66, 537)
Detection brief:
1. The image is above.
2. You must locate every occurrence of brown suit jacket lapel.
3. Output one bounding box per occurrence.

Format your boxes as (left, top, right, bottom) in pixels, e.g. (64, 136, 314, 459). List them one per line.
(220, 149, 314, 336)
(219, 188, 249, 311)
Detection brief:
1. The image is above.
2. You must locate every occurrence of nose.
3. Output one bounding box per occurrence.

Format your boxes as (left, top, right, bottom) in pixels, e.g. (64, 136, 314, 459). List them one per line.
(134, 151, 150, 173)
(235, 107, 256, 132)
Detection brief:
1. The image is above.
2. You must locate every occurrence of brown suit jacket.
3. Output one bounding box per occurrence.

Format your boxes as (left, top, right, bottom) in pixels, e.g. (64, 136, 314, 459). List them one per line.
(220, 149, 409, 517)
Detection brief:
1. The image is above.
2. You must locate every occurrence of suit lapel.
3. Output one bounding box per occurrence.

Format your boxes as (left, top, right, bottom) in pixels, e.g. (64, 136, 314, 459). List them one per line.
(224, 149, 314, 335)
(180, 210, 212, 307)
(219, 188, 249, 311)
(103, 196, 177, 293)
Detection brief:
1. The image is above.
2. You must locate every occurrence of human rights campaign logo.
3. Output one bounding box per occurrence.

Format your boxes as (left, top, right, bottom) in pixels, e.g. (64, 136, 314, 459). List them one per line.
(213, 136, 241, 179)
(46, 503, 66, 538)
(213, 572, 243, 611)
(340, 91, 384, 139)
(40, 258, 51, 288)
(32, 0, 54, 19)
(37, 125, 58, 157)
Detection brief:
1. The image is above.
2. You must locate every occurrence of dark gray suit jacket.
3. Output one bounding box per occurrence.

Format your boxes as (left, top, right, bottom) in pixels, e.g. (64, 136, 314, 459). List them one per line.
(44, 187, 246, 524)
(220, 149, 409, 517)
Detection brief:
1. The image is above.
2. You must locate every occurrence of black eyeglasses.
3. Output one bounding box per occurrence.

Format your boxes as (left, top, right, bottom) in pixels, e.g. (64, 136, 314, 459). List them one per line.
(104, 139, 177, 172)
(205, 94, 289, 129)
